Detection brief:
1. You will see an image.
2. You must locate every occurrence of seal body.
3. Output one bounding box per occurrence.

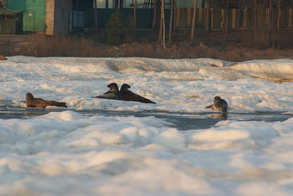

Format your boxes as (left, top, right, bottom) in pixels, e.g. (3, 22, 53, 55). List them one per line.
(94, 83, 121, 100)
(205, 96, 228, 112)
(26, 93, 67, 108)
(120, 84, 156, 104)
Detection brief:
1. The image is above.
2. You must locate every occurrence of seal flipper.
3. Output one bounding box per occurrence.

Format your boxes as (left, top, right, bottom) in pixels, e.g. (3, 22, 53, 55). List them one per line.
(205, 104, 213, 109)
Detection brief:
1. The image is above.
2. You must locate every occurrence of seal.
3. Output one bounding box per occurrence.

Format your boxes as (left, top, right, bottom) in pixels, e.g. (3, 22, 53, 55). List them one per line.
(93, 83, 121, 100)
(120, 84, 156, 104)
(205, 96, 228, 112)
(26, 93, 67, 108)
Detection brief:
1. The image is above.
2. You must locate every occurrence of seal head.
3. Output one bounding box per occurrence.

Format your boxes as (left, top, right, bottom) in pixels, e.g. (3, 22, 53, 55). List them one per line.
(94, 83, 121, 100)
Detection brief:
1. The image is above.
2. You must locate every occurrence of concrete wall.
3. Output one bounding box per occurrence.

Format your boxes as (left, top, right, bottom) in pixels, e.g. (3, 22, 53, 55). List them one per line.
(45, 0, 54, 35)
(54, 0, 72, 35)
(46, 0, 72, 35)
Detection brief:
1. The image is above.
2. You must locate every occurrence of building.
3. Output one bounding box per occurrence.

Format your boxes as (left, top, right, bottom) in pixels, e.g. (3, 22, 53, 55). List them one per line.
(0, 10, 23, 34)
(45, 0, 72, 35)
(5, 0, 72, 35)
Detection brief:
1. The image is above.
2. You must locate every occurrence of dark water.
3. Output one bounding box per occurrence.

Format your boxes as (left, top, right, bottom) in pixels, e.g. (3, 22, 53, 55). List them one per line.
(90, 110, 293, 130)
(0, 100, 292, 130)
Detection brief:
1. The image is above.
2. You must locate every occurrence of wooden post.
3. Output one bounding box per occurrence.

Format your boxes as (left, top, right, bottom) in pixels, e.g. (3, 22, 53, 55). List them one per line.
(278, 0, 281, 49)
(225, 2, 229, 35)
(206, 2, 210, 32)
(162, 0, 165, 48)
(152, 0, 157, 30)
(169, 0, 173, 44)
(254, 0, 257, 41)
(159, 0, 165, 48)
(159, 0, 162, 44)
(191, 0, 197, 44)
(94, 0, 98, 33)
(173, 0, 177, 33)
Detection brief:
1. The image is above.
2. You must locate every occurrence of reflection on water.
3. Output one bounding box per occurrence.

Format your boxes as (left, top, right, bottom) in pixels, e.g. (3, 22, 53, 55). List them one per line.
(25, 112, 47, 116)
(211, 114, 227, 120)
(0, 100, 293, 130)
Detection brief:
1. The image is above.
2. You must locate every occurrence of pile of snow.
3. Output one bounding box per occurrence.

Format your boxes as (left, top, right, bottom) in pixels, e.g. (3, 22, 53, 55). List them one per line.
(0, 111, 292, 195)
(1, 56, 293, 113)
(231, 59, 293, 80)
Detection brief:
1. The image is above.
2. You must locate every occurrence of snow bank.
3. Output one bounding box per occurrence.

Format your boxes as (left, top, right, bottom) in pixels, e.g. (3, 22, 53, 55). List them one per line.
(231, 59, 293, 80)
(0, 111, 292, 195)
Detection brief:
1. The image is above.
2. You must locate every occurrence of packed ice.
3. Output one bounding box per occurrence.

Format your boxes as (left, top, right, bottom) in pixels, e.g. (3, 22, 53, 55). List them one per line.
(0, 56, 293, 195)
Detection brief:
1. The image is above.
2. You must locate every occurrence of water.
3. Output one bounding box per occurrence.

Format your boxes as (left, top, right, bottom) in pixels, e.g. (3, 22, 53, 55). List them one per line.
(1, 100, 292, 130)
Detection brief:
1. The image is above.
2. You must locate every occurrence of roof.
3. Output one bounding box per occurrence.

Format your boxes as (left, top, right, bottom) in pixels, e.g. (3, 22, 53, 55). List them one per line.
(0, 10, 24, 16)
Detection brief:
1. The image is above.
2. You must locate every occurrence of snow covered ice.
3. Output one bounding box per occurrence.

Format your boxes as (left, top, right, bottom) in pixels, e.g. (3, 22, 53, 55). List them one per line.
(0, 56, 293, 195)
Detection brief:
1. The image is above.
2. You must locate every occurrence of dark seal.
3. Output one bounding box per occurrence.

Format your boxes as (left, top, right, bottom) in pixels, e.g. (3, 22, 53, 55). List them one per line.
(93, 83, 121, 100)
(26, 93, 67, 108)
(205, 96, 228, 112)
(120, 84, 156, 104)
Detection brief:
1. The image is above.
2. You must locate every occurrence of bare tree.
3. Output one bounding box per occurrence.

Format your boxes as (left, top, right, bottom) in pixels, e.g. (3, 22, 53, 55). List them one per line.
(152, 0, 157, 30)
(224, 2, 229, 34)
(253, 0, 258, 41)
(278, 0, 281, 49)
(162, 0, 166, 48)
(159, 1, 162, 42)
(169, 0, 173, 44)
(173, 0, 177, 33)
(267, 0, 272, 46)
(159, 0, 165, 48)
(191, 0, 197, 44)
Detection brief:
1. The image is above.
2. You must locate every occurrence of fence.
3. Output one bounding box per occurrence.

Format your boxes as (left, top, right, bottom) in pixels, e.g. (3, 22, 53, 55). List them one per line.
(83, 7, 293, 30)
(84, 8, 153, 29)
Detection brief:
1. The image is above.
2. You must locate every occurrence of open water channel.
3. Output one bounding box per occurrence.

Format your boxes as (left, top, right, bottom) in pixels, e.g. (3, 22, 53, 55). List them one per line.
(1, 100, 292, 131)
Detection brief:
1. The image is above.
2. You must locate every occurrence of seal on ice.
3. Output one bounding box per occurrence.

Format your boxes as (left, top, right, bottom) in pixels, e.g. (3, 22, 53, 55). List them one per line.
(205, 96, 228, 112)
(93, 83, 121, 100)
(26, 93, 67, 108)
(120, 84, 156, 104)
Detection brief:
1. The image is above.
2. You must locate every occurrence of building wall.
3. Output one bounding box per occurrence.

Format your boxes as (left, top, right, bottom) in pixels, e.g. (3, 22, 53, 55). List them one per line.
(54, 0, 72, 35)
(7, 0, 46, 32)
(6, 0, 25, 10)
(45, 0, 54, 35)
(46, 0, 72, 35)
(177, 0, 203, 8)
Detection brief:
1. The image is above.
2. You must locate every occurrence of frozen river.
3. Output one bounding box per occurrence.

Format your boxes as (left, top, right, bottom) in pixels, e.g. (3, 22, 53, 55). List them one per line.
(1, 56, 293, 195)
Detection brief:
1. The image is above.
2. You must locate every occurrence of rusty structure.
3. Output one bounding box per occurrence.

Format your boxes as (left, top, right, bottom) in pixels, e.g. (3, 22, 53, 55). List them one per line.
(0, 10, 23, 34)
